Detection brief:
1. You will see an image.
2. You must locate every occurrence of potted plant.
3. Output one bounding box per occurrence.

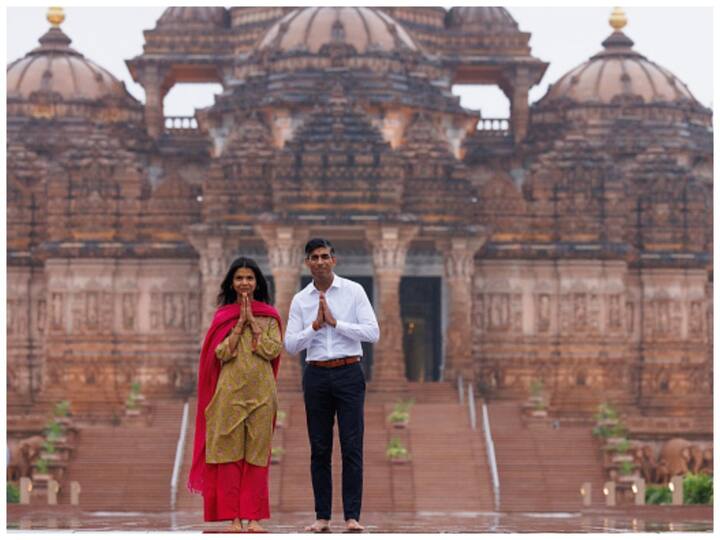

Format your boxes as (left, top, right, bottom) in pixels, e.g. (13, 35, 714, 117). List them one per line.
(270, 447, 285, 464)
(45, 419, 65, 443)
(387, 398, 414, 428)
(275, 410, 287, 429)
(616, 459, 637, 483)
(592, 402, 626, 442)
(524, 379, 548, 417)
(40, 438, 59, 462)
(386, 437, 410, 464)
(32, 458, 51, 484)
(125, 381, 144, 416)
(53, 400, 73, 428)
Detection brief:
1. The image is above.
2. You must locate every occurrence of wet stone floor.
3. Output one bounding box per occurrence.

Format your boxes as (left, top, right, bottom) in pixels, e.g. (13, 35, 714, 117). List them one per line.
(6, 507, 713, 533)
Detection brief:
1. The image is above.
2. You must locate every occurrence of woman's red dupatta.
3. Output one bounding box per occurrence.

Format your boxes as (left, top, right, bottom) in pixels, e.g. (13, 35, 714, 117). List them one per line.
(187, 300, 282, 495)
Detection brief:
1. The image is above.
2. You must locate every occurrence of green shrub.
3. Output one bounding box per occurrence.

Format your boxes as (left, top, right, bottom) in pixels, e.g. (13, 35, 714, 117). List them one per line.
(7, 483, 20, 504)
(646, 485, 671, 505)
(684, 473, 713, 505)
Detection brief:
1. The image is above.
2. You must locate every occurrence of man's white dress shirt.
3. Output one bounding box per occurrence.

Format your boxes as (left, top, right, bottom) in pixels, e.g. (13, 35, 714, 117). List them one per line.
(284, 274, 380, 361)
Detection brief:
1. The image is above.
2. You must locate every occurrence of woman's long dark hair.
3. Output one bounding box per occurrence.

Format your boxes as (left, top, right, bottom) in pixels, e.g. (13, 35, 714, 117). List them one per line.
(217, 257, 272, 306)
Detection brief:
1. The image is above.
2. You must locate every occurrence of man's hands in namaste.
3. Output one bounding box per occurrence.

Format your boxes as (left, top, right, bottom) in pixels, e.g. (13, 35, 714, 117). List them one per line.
(312, 292, 337, 331)
(233, 293, 262, 350)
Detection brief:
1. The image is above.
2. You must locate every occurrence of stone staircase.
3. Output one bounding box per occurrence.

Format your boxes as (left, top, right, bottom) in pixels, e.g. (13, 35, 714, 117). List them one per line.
(408, 401, 494, 512)
(488, 400, 607, 512)
(60, 399, 185, 512)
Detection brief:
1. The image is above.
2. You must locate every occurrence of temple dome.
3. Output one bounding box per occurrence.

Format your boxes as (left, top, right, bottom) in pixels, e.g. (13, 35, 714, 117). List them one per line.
(156, 7, 229, 29)
(257, 7, 419, 55)
(537, 10, 699, 107)
(7, 10, 132, 102)
(445, 7, 519, 32)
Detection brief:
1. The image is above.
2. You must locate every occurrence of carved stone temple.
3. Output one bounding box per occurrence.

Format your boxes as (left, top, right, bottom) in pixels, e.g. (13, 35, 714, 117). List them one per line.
(7, 6, 712, 437)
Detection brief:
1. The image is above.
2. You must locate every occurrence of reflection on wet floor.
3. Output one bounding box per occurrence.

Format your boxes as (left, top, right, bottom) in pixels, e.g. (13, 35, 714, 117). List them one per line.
(5, 509, 713, 533)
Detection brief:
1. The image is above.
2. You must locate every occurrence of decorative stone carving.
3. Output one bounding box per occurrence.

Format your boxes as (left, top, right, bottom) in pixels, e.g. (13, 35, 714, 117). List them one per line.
(608, 294, 622, 331)
(366, 223, 419, 389)
(437, 235, 486, 380)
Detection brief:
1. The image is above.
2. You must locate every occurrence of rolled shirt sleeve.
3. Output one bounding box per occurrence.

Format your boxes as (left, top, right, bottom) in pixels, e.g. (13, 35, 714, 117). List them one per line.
(334, 285, 379, 344)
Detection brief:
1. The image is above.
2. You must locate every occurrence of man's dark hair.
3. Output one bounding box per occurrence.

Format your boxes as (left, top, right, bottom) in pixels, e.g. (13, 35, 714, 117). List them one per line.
(304, 238, 335, 258)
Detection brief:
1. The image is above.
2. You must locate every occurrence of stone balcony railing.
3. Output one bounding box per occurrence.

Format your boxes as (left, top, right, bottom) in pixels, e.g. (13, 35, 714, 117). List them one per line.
(164, 116, 199, 134)
(475, 117, 510, 136)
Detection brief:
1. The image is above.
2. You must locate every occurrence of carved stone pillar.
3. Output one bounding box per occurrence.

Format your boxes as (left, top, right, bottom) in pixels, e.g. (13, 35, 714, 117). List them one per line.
(188, 228, 236, 333)
(256, 223, 309, 391)
(503, 66, 531, 144)
(366, 224, 419, 391)
(138, 64, 170, 139)
(437, 236, 487, 382)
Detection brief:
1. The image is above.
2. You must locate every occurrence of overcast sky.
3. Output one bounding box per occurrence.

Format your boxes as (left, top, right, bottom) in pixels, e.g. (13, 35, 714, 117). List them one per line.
(6, 5, 714, 118)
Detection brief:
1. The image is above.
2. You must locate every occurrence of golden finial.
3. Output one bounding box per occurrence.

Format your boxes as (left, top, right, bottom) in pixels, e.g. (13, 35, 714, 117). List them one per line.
(47, 6, 65, 27)
(609, 7, 627, 31)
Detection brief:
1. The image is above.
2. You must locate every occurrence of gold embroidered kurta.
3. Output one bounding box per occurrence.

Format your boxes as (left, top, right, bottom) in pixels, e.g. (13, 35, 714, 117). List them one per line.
(205, 316, 282, 466)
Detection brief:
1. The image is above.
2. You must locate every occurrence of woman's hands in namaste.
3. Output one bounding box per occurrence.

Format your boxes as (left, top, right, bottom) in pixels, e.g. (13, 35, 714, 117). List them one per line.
(234, 293, 262, 351)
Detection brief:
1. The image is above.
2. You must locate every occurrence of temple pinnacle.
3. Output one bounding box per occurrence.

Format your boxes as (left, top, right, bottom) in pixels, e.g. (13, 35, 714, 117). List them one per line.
(47, 6, 65, 27)
(609, 7, 627, 31)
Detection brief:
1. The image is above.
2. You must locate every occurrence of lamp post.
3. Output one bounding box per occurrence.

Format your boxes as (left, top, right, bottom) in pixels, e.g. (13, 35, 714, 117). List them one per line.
(631, 478, 645, 505)
(603, 481, 616, 506)
(668, 475, 683, 505)
(580, 482, 592, 506)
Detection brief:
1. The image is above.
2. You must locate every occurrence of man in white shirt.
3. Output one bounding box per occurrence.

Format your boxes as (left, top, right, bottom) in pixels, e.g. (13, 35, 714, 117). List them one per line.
(284, 238, 380, 533)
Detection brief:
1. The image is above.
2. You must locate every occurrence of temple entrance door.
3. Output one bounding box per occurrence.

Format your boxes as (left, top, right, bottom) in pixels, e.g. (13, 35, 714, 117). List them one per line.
(401, 277, 442, 382)
(300, 275, 375, 381)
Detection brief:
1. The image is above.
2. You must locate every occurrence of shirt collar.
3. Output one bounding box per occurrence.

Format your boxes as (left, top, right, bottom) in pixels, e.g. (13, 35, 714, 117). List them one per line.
(308, 274, 342, 295)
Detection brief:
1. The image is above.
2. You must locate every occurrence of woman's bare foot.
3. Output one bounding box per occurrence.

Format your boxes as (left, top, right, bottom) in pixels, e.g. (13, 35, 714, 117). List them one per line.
(345, 519, 364, 532)
(246, 520, 266, 533)
(226, 518, 244, 532)
(304, 519, 330, 532)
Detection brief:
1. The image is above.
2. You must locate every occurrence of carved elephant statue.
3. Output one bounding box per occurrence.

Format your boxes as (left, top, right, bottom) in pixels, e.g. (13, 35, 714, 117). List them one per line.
(634, 445, 658, 483)
(699, 446, 713, 475)
(688, 445, 705, 474)
(7, 435, 44, 480)
(658, 438, 691, 479)
(655, 458, 671, 485)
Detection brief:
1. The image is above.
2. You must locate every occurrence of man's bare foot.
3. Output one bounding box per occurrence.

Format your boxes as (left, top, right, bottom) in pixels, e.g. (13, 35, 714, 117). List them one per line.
(345, 519, 364, 532)
(246, 520, 266, 533)
(304, 519, 330, 532)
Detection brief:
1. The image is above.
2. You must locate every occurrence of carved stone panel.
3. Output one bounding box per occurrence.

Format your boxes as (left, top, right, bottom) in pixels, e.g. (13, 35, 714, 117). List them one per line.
(607, 294, 623, 332)
(536, 293, 552, 333)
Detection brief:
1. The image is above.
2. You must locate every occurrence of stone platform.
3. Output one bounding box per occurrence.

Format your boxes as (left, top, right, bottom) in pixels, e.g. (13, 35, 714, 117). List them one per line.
(6, 507, 713, 533)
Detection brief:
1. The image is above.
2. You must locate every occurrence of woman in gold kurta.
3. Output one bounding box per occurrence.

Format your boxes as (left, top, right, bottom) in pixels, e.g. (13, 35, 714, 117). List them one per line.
(206, 307, 282, 466)
(189, 257, 282, 533)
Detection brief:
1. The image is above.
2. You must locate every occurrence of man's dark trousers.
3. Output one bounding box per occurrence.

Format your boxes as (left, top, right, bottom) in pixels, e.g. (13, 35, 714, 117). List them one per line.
(302, 362, 365, 521)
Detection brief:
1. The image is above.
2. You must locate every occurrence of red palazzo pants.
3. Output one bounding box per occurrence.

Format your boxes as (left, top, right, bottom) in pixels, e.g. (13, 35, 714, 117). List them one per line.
(203, 460, 270, 522)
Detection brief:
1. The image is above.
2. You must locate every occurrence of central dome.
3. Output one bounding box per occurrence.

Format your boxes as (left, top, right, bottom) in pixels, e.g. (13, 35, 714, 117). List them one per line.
(257, 7, 419, 54)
